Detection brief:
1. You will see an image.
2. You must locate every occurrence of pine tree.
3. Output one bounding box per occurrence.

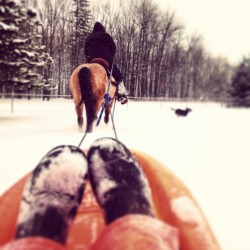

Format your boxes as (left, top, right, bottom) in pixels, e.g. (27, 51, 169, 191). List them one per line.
(230, 57, 250, 107)
(0, 0, 51, 96)
(71, 0, 92, 70)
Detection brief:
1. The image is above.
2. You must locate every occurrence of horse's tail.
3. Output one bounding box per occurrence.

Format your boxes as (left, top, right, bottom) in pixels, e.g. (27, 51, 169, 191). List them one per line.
(78, 67, 91, 104)
(78, 67, 95, 132)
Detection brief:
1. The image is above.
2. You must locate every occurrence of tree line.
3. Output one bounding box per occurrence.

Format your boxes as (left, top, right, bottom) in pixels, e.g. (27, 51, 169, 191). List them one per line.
(0, 0, 249, 106)
(93, 0, 233, 100)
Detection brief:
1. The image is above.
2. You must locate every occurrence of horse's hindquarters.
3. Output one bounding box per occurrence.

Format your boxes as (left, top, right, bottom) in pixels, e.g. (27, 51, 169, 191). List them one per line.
(70, 63, 116, 132)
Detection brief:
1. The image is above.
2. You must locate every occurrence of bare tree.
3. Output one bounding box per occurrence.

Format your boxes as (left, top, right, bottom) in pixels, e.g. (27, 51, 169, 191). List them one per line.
(20, 0, 232, 100)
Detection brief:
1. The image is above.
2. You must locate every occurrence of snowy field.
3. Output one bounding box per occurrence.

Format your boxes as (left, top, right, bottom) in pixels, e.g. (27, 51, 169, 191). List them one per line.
(0, 98, 250, 249)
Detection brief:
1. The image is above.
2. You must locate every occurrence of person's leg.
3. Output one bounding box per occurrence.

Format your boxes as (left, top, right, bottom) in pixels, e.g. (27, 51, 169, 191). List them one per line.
(112, 64, 129, 104)
(15, 145, 88, 245)
(1, 237, 66, 250)
(87, 137, 154, 224)
(109, 64, 122, 83)
(90, 214, 179, 250)
(87, 138, 179, 250)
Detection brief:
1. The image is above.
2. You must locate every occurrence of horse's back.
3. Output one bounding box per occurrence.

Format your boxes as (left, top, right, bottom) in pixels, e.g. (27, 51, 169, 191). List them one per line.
(88, 63, 116, 99)
(89, 63, 108, 97)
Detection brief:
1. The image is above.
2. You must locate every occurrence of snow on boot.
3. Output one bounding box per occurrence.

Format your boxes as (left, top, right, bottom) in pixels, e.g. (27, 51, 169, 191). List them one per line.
(117, 81, 129, 104)
(87, 137, 154, 224)
(15, 145, 88, 245)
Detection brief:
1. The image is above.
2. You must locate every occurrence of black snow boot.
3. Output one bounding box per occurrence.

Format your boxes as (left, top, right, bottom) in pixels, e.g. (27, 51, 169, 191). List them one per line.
(117, 81, 129, 104)
(87, 137, 154, 225)
(15, 145, 88, 245)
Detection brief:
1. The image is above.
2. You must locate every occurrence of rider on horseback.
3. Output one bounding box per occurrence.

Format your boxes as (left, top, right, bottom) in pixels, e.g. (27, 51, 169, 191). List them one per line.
(84, 22, 129, 104)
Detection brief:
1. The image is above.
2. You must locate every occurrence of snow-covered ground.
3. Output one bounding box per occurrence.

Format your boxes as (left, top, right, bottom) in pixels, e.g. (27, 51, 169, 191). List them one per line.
(1, 98, 250, 249)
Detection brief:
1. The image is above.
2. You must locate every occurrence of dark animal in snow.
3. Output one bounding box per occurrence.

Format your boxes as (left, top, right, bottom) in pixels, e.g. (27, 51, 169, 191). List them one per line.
(171, 108, 192, 117)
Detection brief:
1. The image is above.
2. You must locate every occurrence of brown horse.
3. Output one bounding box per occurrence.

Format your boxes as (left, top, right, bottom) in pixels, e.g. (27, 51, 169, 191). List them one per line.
(70, 58, 117, 132)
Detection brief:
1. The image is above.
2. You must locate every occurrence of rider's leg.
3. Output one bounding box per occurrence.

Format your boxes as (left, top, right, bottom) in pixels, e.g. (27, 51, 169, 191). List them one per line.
(87, 137, 179, 250)
(87, 137, 154, 224)
(111, 64, 129, 104)
(15, 145, 88, 245)
(90, 214, 179, 250)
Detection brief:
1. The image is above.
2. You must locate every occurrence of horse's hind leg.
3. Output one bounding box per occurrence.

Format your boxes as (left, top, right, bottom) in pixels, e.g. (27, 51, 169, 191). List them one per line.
(76, 103, 84, 129)
(78, 117, 83, 128)
(85, 99, 96, 133)
(104, 102, 113, 124)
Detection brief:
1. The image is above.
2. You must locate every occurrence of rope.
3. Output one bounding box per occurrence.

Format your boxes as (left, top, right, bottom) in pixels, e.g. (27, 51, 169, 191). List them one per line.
(96, 61, 114, 126)
(111, 98, 118, 140)
(77, 131, 88, 148)
(112, 96, 117, 118)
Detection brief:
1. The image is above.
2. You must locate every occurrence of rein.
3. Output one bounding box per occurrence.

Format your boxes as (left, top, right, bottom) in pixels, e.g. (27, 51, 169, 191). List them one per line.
(96, 61, 114, 126)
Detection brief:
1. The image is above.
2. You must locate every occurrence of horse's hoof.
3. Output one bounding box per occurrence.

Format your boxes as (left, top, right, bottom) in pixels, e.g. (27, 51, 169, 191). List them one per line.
(77, 117, 83, 128)
(104, 116, 109, 124)
(86, 127, 93, 133)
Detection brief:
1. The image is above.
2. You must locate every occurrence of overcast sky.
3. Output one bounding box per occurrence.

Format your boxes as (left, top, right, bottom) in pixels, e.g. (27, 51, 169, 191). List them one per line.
(91, 0, 250, 65)
(158, 0, 250, 64)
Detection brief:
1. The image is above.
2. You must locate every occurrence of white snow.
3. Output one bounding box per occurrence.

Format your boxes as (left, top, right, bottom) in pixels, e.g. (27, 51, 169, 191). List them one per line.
(13, 39, 28, 44)
(0, 98, 250, 250)
(0, 21, 18, 32)
(90, 151, 118, 204)
(171, 196, 204, 225)
(20, 50, 36, 58)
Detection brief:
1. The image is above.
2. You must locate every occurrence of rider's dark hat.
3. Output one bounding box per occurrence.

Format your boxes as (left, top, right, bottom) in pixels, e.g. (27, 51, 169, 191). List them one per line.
(93, 22, 106, 32)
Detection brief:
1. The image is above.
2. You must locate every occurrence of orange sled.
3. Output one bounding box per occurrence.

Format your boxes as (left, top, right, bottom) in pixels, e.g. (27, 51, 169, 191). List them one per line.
(0, 150, 220, 250)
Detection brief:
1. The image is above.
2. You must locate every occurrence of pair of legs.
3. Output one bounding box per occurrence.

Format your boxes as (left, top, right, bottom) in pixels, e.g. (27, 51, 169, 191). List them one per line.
(3, 138, 178, 250)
